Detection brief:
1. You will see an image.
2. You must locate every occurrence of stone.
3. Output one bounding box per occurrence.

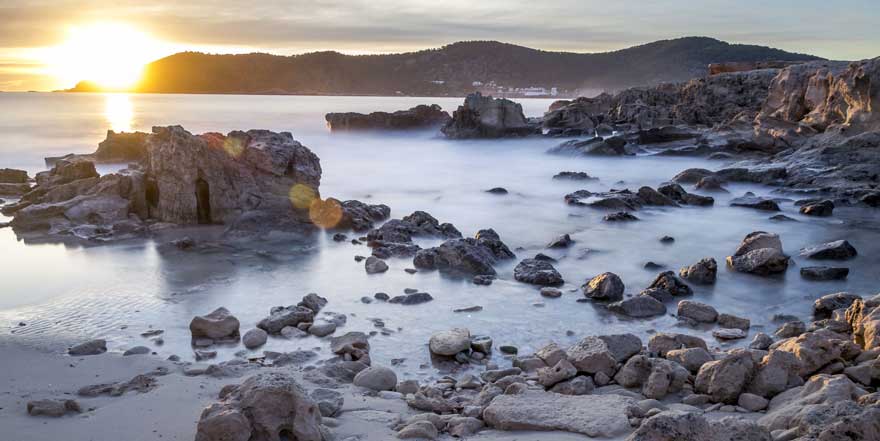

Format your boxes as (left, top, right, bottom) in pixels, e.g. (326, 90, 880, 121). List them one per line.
(258, 305, 315, 334)
(564, 189, 643, 210)
(413, 229, 515, 276)
(608, 295, 667, 318)
(678, 258, 717, 284)
(550, 136, 630, 156)
(325, 104, 450, 131)
(537, 359, 578, 387)
(547, 233, 574, 248)
(190, 307, 240, 341)
(308, 322, 337, 337)
(365, 256, 389, 274)
(677, 300, 718, 323)
(726, 232, 789, 275)
(553, 171, 596, 181)
(566, 337, 618, 377)
(695, 349, 756, 403)
(813, 292, 861, 318)
(800, 240, 858, 260)
(800, 266, 849, 281)
(195, 372, 322, 441)
(657, 182, 714, 206)
(353, 366, 398, 391)
(27, 399, 81, 417)
(483, 390, 637, 437)
(648, 271, 692, 296)
(470, 335, 493, 353)
(68, 339, 107, 356)
(242, 328, 268, 349)
(0, 168, 29, 183)
(757, 374, 865, 433)
(442, 92, 535, 139)
(397, 420, 438, 439)
(329, 332, 370, 360)
(637, 186, 679, 206)
(648, 333, 708, 357)
(536, 343, 567, 367)
(666, 347, 713, 373)
(397, 380, 419, 395)
(540, 287, 562, 298)
(799, 200, 834, 216)
(550, 376, 595, 395)
(428, 328, 471, 356)
(597, 334, 643, 362)
(485, 187, 508, 195)
(310, 388, 343, 417)
(332, 199, 390, 232)
(583, 272, 625, 301)
(730, 193, 780, 211)
(773, 329, 849, 376)
(750, 333, 774, 350)
(713, 328, 747, 340)
(446, 416, 484, 437)
(627, 411, 772, 441)
(718, 313, 751, 330)
(123, 346, 151, 356)
(388, 292, 434, 305)
(774, 321, 806, 338)
(513, 258, 564, 286)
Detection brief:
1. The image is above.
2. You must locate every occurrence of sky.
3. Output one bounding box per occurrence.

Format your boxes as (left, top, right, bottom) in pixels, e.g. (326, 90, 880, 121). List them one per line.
(1, 0, 879, 91)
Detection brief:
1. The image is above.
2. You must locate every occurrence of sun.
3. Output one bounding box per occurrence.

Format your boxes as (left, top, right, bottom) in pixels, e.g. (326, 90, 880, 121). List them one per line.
(44, 23, 162, 90)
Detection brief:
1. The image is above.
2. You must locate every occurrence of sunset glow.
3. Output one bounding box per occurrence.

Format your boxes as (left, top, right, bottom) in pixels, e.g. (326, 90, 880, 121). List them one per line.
(42, 23, 163, 90)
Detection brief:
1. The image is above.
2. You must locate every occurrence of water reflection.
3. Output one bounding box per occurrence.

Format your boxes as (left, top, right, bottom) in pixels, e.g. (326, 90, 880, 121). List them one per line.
(104, 93, 133, 132)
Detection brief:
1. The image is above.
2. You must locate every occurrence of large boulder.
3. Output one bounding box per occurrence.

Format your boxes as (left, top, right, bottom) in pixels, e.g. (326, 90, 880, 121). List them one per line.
(647, 333, 707, 357)
(483, 390, 637, 438)
(608, 295, 667, 318)
(542, 94, 612, 132)
(367, 211, 460, 243)
(190, 307, 240, 342)
(331, 199, 390, 232)
(566, 336, 618, 377)
(325, 105, 450, 131)
(442, 93, 535, 139)
(846, 297, 880, 350)
(695, 349, 756, 403)
(628, 411, 771, 441)
(758, 374, 866, 433)
(548, 137, 629, 156)
(0, 168, 29, 183)
(429, 328, 471, 357)
(413, 229, 514, 276)
(195, 372, 323, 441)
(726, 232, 789, 275)
(258, 306, 315, 335)
(773, 329, 851, 376)
(746, 350, 803, 398)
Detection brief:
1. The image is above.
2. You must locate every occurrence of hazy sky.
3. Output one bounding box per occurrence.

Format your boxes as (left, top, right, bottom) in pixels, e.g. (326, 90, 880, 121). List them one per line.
(2, 0, 878, 90)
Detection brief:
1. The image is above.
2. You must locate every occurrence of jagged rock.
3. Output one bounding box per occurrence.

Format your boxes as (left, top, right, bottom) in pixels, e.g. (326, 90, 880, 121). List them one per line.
(258, 306, 315, 335)
(604, 211, 639, 221)
(730, 192, 780, 211)
(0, 168, 29, 183)
(368, 211, 460, 243)
(413, 229, 514, 276)
(190, 307, 240, 342)
(483, 390, 637, 437)
(550, 376, 595, 395)
(694, 175, 727, 192)
(647, 271, 692, 297)
(774, 321, 806, 338)
(774, 329, 850, 376)
(332, 199, 390, 232)
(325, 104, 450, 131)
(800, 266, 849, 281)
(194, 372, 322, 441)
(666, 347, 713, 373)
(679, 258, 717, 284)
(310, 389, 343, 417)
(758, 374, 865, 433)
(597, 334, 643, 362)
(429, 328, 470, 356)
(329, 332, 370, 360)
(513, 258, 563, 286)
(608, 295, 667, 318)
(614, 356, 689, 399)
(549, 136, 629, 156)
(813, 292, 861, 318)
(537, 359, 578, 387)
(637, 186, 679, 206)
(627, 411, 772, 441)
(93, 130, 149, 162)
(442, 93, 535, 138)
(750, 333, 774, 350)
(726, 232, 789, 275)
(553, 171, 596, 180)
(846, 298, 880, 350)
(747, 350, 803, 398)
(657, 182, 714, 206)
(564, 189, 643, 210)
(68, 339, 107, 356)
(583, 272, 625, 301)
(542, 94, 612, 132)
(800, 240, 858, 260)
(695, 349, 756, 404)
(799, 199, 834, 216)
(566, 337, 618, 377)
(647, 333, 708, 357)
(547, 233, 574, 248)
(27, 399, 82, 417)
(671, 168, 715, 184)
(677, 300, 718, 323)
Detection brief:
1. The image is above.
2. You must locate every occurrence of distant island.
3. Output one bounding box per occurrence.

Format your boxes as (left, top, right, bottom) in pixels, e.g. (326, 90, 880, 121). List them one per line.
(67, 36, 821, 97)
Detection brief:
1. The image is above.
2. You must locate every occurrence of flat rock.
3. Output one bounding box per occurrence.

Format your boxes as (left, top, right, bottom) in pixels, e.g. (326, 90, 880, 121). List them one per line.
(800, 240, 858, 260)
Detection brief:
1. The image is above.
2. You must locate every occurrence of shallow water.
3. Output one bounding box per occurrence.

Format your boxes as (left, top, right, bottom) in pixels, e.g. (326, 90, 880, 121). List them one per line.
(1, 92, 878, 381)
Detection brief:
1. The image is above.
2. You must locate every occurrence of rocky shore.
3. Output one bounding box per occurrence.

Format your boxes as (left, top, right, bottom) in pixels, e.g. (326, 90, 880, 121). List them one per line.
(2, 57, 879, 441)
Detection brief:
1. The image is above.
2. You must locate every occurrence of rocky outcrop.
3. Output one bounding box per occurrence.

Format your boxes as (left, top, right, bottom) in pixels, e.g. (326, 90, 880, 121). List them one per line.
(325, 105, 450, 131)
(195, 372, 323, 441)
(442, 93, 536, 138)
(708, 61, 805, 75)
(93, 130, 150, 162)
(548, 136, 630, 156)
(542, 94, 613, 134)
(413, 229, 515, 276)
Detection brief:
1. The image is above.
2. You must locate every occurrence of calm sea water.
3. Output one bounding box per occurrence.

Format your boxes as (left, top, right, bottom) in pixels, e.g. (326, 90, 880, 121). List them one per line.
(1, 92, 877, 380)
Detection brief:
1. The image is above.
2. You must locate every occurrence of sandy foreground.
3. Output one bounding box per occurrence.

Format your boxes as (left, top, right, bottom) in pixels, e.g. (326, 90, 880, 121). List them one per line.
(0, 342, 602, 441)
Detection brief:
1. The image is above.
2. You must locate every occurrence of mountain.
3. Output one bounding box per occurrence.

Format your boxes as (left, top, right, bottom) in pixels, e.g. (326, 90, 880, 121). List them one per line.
(77, 37, 822, 96)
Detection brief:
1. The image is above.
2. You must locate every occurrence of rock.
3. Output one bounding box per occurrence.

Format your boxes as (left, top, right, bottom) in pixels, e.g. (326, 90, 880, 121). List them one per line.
(68, 339, 107, 356)
(194, 372, 322, 441)
(657, 183, 714, 206)
(718, 313, 750, 330)
(846, 298, 880, 350)
(325, 104, 450, 131)
(730, 192, 781, 211)
(598, 334, 643, 362)
(757, 374, 865, 433)
(27, 399, 81, 417)
(773, 329, 850, 376)
(583, 272, 625, 301)
(677, 300, 718, 323)
(666, 347, 713, 373)
(190, 308, 240, 342)
(447, 416, 484, 437)
(747, 350, 805, 399)
(564, 188, 643, 210)
(844, 358, 880, 385)
(513, 258, 564, 286)
(365, 256, 389, 274)
(774, 321, 806, 338)
(608, 295, 667, 318)
(647, 271, 692, 297)
(240, 329, 268, 349)
(566, 337, 618, 377)
(429, 328, 471, 356)
(442, 92, 534, 138)
(397, 420, 438, 439)
(353, 366, 398, 391)
(413, 229, 514, 276)
(389, 292, 434, 305)
(813, 292, 861, 318)
(397, 380, 419, 395)
(695, 349, 756, 403)
(648, 333, 707, 356)
(483, 390, 637, 437)
(550, 376, 596, 395)
(0, 168, 29, 183)
(540, 287, 562, 298)
(538, 359, 578, 387)
(485, 187, 508, 195)
(549, 136, 630, 156)
(799, 200, 834, 216)
(258, 306, 314, 335)
(800, 266, 849, 281)
(329, 199, 390, 232)
(553, 171, 596, 180)
(547, 233, 574, 248)
(123, 346, 151, 356)
(310, 388, 343, 417)
(695, 175, 727, 192)
(726, 232, 789, 275)
(308, 322, 337, 337)
(297, 293, 328, 314)
(368, 211, 460, 243)
(750, 333, 774, 350)
(678, 258, 717, 284)
(713, 328, 747, 340)
(329, 332, 370, 360)
(627, 411, 772, 441)
(604, 211, 639, 221)
(800, 240, 858, 260)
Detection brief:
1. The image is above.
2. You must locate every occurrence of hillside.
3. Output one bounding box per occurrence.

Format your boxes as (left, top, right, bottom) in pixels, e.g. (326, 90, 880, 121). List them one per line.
(78, 37, 822, 96)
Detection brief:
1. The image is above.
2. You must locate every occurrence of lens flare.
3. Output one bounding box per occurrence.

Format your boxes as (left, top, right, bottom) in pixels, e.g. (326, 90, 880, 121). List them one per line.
(309, 198, 343, 228)
(223, 137, 245, 158)
(289, 184, 318, 210)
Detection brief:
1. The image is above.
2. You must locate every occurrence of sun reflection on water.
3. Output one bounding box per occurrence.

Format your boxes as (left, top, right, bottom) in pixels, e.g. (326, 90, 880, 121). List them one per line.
(104, 93, 133, 132)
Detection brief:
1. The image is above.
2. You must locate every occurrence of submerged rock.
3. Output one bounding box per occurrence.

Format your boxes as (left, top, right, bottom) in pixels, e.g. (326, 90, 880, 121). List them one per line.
(679, 257, 717, 284)
(513, 258, 564, 286)
(730, 192, 780, 211)
(726, 232, 789, 275)
(325, 104, 450, 131)
(413, 229, 514, 276)
(549, 136, 629, 156)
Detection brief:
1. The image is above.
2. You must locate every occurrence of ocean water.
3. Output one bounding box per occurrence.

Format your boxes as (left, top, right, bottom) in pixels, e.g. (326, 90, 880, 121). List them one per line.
(1, 92, 877, 381)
